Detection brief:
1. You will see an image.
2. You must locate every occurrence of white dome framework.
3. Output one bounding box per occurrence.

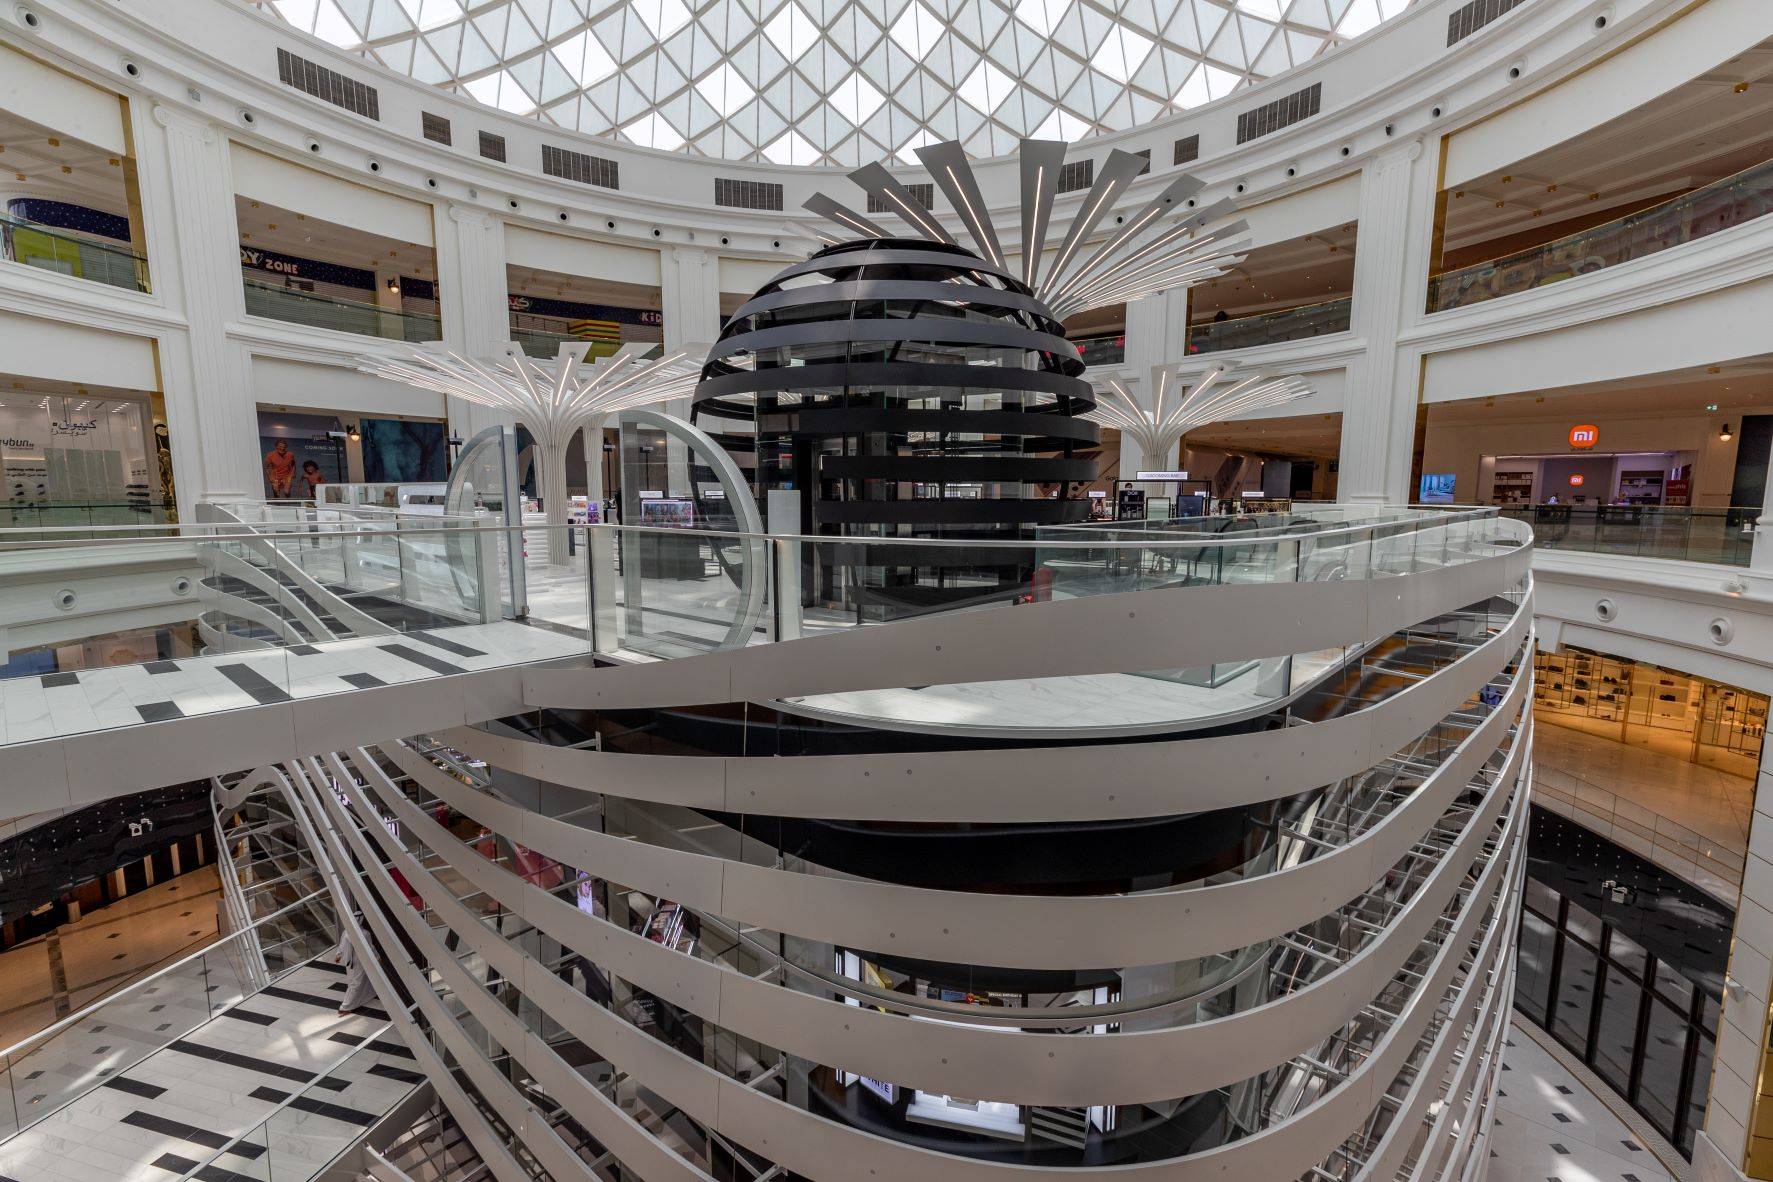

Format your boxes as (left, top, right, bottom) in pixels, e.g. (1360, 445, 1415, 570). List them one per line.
(800, 137, 1252, 319)
(259, 0, 1422, 165)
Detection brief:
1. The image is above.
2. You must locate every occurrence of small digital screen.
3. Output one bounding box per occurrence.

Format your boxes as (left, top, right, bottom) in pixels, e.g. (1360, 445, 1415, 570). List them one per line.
(1418, 473, 1456, 504)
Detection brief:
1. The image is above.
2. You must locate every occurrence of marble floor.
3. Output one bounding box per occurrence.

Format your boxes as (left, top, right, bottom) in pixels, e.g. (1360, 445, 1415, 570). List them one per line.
(0, 960, 418, 1181)
(1488, 1020, 1679, 1182)
(0, 619, 590, 749)
(1535, 723, 1755, 850)
(0, 869, 220, 1052)
(1534, 721, 1752, 900)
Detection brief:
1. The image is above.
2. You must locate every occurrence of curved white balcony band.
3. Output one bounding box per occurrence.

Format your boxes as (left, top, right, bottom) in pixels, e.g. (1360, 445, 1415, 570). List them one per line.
(441, 587, 1531, 822)
(379, 667, 1526, 973)
(525, 519, 1531, 713)
(329, 714, 1525, 1109)
(296, 745, 1523, 1182)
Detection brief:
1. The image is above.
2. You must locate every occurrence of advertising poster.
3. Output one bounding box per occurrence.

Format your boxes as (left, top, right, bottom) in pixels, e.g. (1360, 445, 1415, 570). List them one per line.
(256, 410, 346, 500)
(361, 417, 447, 483)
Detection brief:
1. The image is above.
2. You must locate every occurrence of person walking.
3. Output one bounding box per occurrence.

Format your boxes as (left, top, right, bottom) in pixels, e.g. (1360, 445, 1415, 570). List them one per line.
(335, 926, 378, 1016)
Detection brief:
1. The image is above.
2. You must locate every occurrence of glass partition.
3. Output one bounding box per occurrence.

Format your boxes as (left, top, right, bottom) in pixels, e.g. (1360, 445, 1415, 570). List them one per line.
(1497, 504, 1755, 566)
(0, 211, 150, 292)
(1429, 156, 1773, 313)
(1186, 296, 1352, 354)
(242, 278, 441, 342)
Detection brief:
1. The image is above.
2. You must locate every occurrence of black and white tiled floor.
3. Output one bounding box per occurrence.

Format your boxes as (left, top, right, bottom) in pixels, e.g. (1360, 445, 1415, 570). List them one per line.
(0, 621, 588, 746)
(1487, 1021, 1678, 1182)
(0, 961, 420, 1182)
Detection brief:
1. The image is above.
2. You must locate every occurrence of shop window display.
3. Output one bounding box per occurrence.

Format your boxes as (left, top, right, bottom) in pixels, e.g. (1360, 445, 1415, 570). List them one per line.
(0, 392, 160, 521)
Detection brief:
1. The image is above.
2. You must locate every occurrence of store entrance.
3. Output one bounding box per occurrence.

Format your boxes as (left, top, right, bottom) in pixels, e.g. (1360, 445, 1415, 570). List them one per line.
(1480, 450, 1690, 507)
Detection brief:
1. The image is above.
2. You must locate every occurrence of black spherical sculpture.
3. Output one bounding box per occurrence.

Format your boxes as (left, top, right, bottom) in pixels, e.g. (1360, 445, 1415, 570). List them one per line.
(695, 237, 1098, 618)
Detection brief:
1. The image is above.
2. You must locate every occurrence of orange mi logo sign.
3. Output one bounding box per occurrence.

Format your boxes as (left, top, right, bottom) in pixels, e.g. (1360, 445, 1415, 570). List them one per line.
(1569, 424, 1599, 449)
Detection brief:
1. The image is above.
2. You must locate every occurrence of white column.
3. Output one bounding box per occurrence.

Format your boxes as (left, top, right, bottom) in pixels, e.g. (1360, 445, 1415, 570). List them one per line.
(1119, 288, 1189, 487)
(138, 105, 260, 507)
(1337, 139, 1435, 505)
(1752, 448, 1773, 572)
(433, 204, 512, 441)
(658, 246, 718, 493)
(1698, 728, 1773, 1179)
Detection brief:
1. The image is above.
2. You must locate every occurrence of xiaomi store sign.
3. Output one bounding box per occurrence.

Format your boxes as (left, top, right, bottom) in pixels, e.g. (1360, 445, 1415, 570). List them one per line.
(1569, 424, 1599, 449)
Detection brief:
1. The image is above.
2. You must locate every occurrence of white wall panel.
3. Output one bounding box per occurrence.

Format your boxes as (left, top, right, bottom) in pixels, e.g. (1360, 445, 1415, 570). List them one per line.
(229, 144, 435, 245)
(251, 355, 447, 419)
(0, 40, 126, 155)
(505, 225, 662, 286)
(1443, 0, 1773, 188)
(0, 311, 157, 390)
(1421, 275, 1773, 404)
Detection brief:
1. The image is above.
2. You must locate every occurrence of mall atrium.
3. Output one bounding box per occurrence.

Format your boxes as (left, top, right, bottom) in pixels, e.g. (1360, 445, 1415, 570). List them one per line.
(0, 0, 1770, 1180)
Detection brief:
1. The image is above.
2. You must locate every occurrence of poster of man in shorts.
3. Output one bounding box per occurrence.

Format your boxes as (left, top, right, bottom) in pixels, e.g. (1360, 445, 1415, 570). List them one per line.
(264, 439, 297, 497)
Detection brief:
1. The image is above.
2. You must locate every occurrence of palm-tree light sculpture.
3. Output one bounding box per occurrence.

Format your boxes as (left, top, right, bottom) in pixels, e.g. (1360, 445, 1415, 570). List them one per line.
(794, 139, 1252, 320)
(357, 340, 706, 563)
(1088, 365, 1314, 476)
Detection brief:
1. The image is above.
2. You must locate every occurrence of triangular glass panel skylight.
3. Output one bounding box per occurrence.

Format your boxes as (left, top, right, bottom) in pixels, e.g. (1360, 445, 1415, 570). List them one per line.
(268, 0, 1423, 165)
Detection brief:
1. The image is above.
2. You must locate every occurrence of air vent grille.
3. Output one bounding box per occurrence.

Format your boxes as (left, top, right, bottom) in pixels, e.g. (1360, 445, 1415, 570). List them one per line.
(715, 178, 784, 210)
(1448, 0, 1527, 45)
(866, 183, 935, 213)
(1174, 135, 1200, 165)
(1057, 160, 1094, 193)
(275, 48, 379, 120)
(421, 112, 452, 146)
(478, 131, 506, 162)
(543, 143, 619, 189)
(1236, 82, 1321, 144)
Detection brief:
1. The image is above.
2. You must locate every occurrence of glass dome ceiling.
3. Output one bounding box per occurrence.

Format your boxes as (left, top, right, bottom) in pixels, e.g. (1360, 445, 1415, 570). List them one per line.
(262, 0, 1417, 166)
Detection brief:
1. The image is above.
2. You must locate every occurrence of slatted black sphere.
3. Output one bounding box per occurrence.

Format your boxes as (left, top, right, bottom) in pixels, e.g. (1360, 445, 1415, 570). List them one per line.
(695, 237, 1099, 617)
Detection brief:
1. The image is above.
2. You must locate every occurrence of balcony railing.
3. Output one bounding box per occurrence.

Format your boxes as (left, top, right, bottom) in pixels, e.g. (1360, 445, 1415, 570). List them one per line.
(0, 211, 150, 292)
(243, 275, 441, 341)
(508, 322, 664, 360)
(1497, 504, 1755, 567)
(1071, 333, 1125, 366)
(1428, 156, 1773, 312)
(1186, 296, 1353, 354)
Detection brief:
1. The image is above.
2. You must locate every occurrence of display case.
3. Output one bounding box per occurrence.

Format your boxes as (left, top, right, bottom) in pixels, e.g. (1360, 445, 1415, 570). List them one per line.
(1491, 471, 1535, 505)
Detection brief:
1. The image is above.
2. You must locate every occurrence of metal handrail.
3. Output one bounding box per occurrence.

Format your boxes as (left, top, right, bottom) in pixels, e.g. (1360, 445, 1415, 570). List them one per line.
(1530, 764, 1747, 889)
(0, 888, 327, 1063)
(0, 503, 1512, 552)
(173, 1020, 398, 1181)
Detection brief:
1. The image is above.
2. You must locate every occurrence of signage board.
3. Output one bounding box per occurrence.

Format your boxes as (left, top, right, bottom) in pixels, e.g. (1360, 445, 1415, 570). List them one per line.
(1569, 424, 1599, 449)
(1134, 470, 1190, 481)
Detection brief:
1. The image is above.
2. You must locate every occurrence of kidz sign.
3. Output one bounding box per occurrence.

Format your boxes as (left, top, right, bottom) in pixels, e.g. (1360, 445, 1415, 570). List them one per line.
(1569, 424, 1599, 449)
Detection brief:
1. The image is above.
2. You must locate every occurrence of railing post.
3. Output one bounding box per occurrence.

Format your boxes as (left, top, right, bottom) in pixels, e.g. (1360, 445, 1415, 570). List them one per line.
(767, 489, 802, 641)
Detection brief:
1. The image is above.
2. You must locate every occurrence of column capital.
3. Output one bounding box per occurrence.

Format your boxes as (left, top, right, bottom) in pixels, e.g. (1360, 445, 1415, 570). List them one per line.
(670, 245, 713, 266)
(447, 203, 497, 229)
(1368, 139, 1425, 178)
(150, 104, 215, 142)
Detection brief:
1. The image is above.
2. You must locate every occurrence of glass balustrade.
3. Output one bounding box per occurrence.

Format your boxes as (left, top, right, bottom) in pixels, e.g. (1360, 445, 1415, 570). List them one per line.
(1071, 333, 1125, 366)
(0, 505, 1520, 745)
(0, 891, 332, 1139)
(1429, 156, 1773, 312)
(1185, 295, 1353, 354)
(1497, 504, 1756, 566)
(0, 212, 150, 293)
(0, 502, 177, 538)
(508, 324, 666, 360)
(242, 276, 442, 341)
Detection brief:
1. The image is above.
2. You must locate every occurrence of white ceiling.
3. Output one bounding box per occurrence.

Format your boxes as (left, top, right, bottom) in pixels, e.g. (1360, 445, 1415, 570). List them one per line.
(258, 0, 1418, 167)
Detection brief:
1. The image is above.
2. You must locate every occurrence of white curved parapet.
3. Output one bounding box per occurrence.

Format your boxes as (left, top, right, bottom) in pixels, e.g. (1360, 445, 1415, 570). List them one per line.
(254, 505, 1533, 1182)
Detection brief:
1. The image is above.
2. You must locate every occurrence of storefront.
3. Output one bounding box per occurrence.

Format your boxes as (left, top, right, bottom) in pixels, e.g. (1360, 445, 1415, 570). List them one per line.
(1533, 645, 1767, 777)
(1460, 449, 1695, 506)
(1419, 403, 1752, 508)
(0, 390, 161, 517)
